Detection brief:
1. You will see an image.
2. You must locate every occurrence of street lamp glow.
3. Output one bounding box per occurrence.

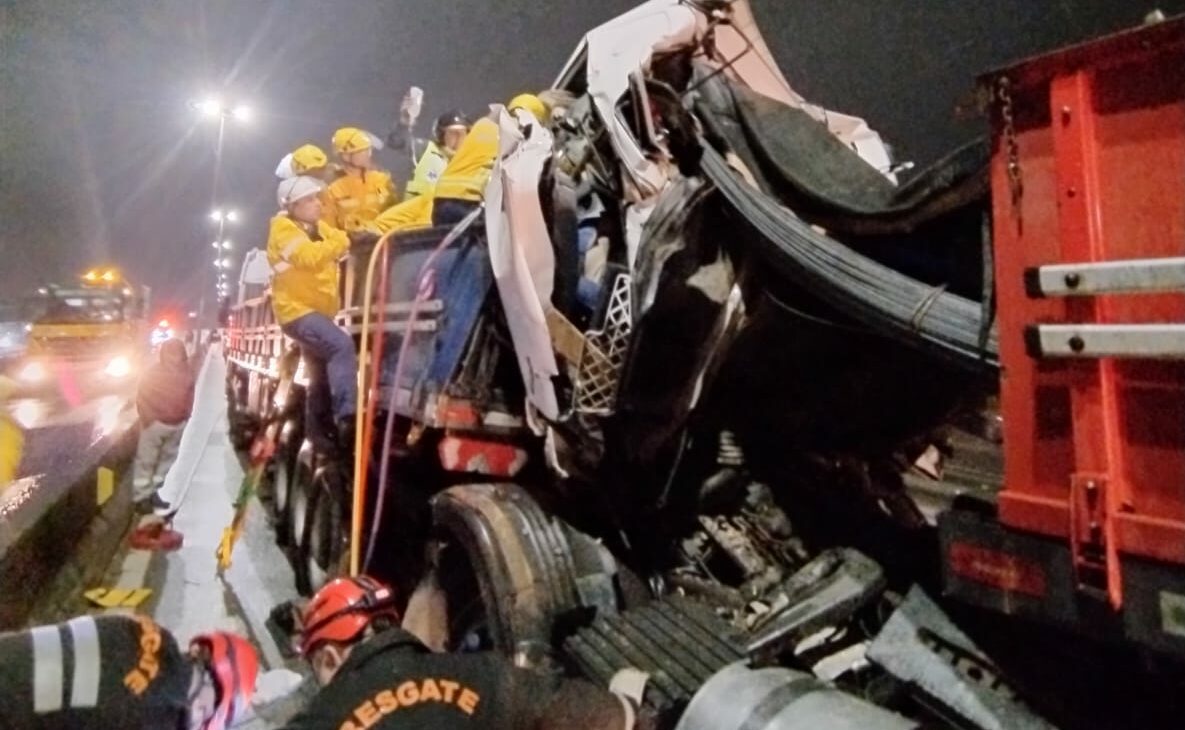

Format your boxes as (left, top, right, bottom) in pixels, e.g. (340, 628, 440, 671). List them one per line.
(195, 98, 223, 117)
(231, 105, 252, 123)
(220, 258, 233, 269)
(225, 210, 239, 223)
(221, 240, 233, 250)
(211, 240, 220, 249)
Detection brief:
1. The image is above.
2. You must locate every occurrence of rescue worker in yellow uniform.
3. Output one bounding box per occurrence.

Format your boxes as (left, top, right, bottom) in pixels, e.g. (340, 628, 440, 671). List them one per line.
(282, 576, 648, 730)
(0, 375, 23, 486)
(431, 93, 549, 227)
(323, 127, 396, 233)
(0, 614, 258, 730)
(276, 143, 334, 182)
(268, 176, 357, 451)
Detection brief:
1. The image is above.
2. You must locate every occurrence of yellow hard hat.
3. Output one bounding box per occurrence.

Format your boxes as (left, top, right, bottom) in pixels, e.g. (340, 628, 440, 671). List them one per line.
(507, 93, 549, 121)
(332, 127, 382, 156)
(291, 144, 328, 174)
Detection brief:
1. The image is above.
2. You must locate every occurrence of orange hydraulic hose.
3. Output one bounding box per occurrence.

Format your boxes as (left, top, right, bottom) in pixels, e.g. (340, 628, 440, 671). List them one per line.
(350, 230, 396, 576)
(359, 243, 391, 507)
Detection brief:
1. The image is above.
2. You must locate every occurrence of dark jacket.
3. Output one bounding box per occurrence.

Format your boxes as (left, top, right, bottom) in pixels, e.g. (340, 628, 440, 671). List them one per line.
(137, 339, 195, 426)
(282, 628, 614, 730)
(0, 615, 191, 730)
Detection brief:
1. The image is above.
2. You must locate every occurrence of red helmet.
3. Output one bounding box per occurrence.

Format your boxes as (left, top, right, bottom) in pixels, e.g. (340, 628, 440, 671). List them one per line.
(300, 576, 400, 657)
(190, 632, 259, 730)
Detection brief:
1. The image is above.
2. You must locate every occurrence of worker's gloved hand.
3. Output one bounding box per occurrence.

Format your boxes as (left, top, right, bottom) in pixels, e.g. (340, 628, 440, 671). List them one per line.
(348, 230, 380, 248)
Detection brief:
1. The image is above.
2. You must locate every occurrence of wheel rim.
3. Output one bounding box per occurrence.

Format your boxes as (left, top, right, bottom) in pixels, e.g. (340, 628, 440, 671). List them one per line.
(437, 541, 494, 653)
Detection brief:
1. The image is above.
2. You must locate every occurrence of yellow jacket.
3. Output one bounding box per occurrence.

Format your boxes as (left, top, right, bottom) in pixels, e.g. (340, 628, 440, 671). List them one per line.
(267, 215, 350, 325)
(369, 194, 435, 235)
(406, 142, 450, 198)
(433, 117, 499, 202)
(322, 169, 396, 232)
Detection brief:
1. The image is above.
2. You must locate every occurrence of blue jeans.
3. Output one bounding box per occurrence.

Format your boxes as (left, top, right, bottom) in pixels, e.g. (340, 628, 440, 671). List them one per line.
(282, 313, 357, 427)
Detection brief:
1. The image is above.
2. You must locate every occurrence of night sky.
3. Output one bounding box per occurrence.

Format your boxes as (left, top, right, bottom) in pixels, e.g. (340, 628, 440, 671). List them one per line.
(2, 0, 1181, 317)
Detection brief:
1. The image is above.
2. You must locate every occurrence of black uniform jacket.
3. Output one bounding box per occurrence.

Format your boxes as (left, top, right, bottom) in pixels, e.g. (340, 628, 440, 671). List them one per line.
(282, 628, 561, 730)
(0, 614, 190, 730)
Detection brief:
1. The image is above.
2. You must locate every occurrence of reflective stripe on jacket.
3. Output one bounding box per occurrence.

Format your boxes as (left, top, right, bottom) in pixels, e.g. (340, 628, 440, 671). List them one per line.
(432, 117, 498, 203)
(323, 169, 396, 232)
(267, 214, 350, 325)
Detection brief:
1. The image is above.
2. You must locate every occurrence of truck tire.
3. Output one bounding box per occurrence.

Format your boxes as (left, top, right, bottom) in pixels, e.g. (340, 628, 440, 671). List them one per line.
(299, 465, 348, 596)
(269, 421, 300, 546)
(430, 483, 617, 666)
(286, 441, 316, 561)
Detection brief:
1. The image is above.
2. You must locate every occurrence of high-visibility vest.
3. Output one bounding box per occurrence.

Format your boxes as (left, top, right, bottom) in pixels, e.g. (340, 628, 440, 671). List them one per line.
(406, 142, 449, 198)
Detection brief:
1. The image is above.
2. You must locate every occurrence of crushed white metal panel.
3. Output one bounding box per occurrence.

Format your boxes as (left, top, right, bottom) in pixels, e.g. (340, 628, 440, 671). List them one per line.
(486, 106, 561, 419)
(566, 0, 895, 191)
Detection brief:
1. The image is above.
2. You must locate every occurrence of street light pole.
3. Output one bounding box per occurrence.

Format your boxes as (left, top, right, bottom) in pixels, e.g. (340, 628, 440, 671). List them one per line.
(191, 96, 251, 322)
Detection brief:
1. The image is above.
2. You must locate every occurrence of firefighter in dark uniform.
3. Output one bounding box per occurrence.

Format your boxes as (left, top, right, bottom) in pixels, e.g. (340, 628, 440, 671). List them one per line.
(0, 614, 259, 729)
(283, 576, 643, 730)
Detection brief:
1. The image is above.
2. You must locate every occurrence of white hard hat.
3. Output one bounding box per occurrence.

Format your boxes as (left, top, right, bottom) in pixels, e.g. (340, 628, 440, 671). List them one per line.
(277, 176, 325, 207)
(274, 152, 297, 179)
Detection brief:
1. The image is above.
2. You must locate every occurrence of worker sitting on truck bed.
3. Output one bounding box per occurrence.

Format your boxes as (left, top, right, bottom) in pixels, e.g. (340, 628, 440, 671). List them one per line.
(430, 93, 550, 228)
(268, 176, 357, 451)
(133, 337, 196, 513)
(322, 127, 396, 233)
(0, 614, 258, 730)
(284, 576, 645, 730)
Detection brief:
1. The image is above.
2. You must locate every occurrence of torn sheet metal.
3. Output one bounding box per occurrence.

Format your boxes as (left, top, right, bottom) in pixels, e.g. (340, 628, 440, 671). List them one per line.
(867, 586, 1056, 730)
(485, 107, 561, 418)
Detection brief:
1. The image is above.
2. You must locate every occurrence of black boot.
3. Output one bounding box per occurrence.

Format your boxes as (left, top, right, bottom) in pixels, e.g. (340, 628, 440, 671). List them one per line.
(335, 416, 357, 464)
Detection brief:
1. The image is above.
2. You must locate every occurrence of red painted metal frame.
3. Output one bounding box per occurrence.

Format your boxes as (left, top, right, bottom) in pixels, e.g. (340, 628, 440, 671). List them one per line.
(987, 18, 1185, 608)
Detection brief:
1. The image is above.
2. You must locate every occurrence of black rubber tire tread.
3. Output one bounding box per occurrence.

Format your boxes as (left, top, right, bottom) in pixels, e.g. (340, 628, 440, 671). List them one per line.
(432, 484, 584, 658)
(563, 596, 746, 708)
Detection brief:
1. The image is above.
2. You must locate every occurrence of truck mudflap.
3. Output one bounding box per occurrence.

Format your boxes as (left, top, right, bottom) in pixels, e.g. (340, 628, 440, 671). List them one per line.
(430, 483, 616, 666)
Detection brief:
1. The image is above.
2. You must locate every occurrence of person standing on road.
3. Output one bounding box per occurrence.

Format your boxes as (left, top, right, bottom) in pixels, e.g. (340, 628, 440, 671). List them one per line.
(133, 338, 195, 513)
(282, 576, 643, 730)
(322, 127, 396, 233)
(268, 176, 357, 452)
(0, 614, 258, 729)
